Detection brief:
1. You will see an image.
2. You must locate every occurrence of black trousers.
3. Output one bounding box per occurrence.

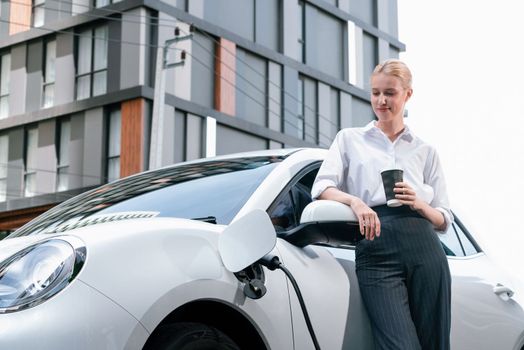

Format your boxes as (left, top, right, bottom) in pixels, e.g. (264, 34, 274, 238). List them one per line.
(355, 205, 451, 350)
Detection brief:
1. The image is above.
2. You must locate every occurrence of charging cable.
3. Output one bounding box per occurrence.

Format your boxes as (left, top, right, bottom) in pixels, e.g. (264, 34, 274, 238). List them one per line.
(259, 255, 321, 350)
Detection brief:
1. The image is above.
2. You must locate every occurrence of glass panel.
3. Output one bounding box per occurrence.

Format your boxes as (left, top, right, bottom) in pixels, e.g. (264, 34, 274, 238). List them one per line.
(108, 109, 121, 157)
(26, 128, 38, 170)
(297, 77, 304, 139)
(34, 0, 45, 5)
(93, 26, 108, 70)
(72, 0, 90, 15)
(363, 33, 378, 90)
(33, 6, 44, 27)
(329, 88, 339, 139)
(45, 40, 56, 83)
(95, 0, 110, 8)
(92, 70, 106, 96)
(43, 84, 54, 107)
(349, 0, 376, 26)
(297, 1, 304, 62)
(0, 97, 8, 120)
(12, 156, 284, 236)
(107, 157, 120, 182)
(235, 50, 266, 126)
(270, 192, 296, 231)
(76, 75, 91, 100)
(454, 222, 479, 256)
(57, 167, 69, 192)
(58, 119, 70, 166)
(0, 179, 6, 202)
(303, 76, 317, 143)
(0, 135, 7, 178)
(1, 53, 10, 95)
(77, 29, 92, 75)
(24, 173, 36, 197)
(438, 223, 465, 257)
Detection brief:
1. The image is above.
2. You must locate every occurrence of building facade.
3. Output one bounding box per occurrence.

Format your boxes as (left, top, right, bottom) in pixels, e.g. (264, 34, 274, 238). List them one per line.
(0, 0, 404, 234)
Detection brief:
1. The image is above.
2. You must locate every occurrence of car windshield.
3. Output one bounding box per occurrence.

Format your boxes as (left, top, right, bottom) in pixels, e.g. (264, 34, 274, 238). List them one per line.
(10, 156, 284, 237)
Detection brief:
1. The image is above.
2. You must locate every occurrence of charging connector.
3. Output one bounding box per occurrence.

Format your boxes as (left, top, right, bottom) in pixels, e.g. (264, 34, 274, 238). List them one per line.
(258, 254, 321, 350)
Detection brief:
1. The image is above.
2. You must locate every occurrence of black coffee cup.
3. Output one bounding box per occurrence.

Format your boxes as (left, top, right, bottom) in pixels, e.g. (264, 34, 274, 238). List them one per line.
(381, 169, 403, 207)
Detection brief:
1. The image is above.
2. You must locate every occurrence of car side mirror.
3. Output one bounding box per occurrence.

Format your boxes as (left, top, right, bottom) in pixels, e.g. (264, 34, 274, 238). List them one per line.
(300, 199, 358, 224)
(278, 200, 361, 247)
(219, 209, 277, 273)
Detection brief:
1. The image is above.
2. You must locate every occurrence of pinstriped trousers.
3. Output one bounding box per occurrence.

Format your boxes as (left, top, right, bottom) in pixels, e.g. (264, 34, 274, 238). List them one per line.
(355, 205, 451, 350)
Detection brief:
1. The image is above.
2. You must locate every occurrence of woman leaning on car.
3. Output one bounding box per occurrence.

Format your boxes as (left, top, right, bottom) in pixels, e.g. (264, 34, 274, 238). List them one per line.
(311, 59, 452, 350)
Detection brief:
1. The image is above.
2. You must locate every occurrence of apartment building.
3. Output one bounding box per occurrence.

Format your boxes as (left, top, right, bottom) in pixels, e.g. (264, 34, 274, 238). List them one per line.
(0, 0, 404, 235)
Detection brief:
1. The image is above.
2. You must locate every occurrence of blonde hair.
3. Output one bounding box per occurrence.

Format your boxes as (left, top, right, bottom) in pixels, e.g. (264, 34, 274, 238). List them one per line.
(372, 59, 412, 90)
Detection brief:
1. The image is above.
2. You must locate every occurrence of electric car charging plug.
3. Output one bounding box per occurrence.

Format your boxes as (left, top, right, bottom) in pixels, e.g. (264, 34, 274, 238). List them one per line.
(258, 255, 321, 350)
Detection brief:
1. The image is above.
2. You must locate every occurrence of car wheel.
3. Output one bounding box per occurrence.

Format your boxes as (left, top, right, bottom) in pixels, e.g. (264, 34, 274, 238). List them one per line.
(144, 322, 241, 350)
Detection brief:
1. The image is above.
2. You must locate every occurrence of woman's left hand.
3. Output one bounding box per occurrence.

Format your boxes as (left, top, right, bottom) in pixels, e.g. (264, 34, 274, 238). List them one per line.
(394, 182, 423, 211)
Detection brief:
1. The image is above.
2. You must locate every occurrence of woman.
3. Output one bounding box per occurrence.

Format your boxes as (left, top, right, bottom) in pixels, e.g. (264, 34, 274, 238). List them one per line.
(311, 59, 451, 350)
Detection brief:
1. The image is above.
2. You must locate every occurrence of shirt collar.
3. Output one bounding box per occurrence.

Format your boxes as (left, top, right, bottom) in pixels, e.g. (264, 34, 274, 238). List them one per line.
(363, 121, 415, 142)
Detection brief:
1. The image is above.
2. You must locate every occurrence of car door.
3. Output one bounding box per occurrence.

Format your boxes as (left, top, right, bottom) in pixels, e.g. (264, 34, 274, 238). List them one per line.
(267, 164, 360, 349)
(327, 217, 524, 350)
(439, 218, 524, 350)
(268, 161, 524, 349)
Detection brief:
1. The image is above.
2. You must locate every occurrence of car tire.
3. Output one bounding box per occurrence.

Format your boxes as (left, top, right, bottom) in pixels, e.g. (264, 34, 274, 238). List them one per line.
(144, 322, 241, 350)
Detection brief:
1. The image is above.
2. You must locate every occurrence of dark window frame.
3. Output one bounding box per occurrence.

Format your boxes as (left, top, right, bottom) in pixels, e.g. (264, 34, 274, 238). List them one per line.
(105, 106, 121, 183)
(31, 0, 45, 28)
(0, 51, 10, 120)
(0, 133, 8, 202)
(42, 36, 56, 108)
(297, 0, 306, 63)
(267, 161, 321, 231)
(23, 126, 38, 197)
(75, 23, 108, 100)
(55, 117, 71, 191)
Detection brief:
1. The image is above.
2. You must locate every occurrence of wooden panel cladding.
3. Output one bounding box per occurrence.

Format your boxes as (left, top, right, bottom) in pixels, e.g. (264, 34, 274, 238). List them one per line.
(9, 0, 32, 35)
(120, 98, 145, 178)
(214, 38, 236, 116)
(0, 204, 56, 231)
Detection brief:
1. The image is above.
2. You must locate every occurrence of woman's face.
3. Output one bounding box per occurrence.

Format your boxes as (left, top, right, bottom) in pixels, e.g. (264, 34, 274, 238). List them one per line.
(371, 73, 412, 122)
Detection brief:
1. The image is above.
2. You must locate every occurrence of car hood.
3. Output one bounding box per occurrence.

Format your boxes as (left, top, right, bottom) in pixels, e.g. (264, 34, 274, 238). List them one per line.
(0, 215, 227, 263)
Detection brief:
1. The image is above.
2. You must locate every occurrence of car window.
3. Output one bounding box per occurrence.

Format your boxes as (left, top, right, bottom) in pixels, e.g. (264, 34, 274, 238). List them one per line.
(11, 156, 284, 237)
(453, 221, 479, 256)
(268, 166, 319, 232)
(438, 224, 465, 257)
(269, 192, 297, 231)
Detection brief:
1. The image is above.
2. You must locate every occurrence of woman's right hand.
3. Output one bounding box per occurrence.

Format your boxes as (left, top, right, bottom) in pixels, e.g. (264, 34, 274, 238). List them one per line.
(318, 187, 381, 240)
(350, 198, 381, 240)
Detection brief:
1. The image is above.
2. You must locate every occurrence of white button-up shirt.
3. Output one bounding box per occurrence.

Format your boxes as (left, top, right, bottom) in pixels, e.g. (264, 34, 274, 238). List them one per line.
(311, 121, 452, 230)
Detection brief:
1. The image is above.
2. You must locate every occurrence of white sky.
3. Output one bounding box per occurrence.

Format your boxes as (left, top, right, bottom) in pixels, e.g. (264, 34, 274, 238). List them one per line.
(397, 0, 524, 280)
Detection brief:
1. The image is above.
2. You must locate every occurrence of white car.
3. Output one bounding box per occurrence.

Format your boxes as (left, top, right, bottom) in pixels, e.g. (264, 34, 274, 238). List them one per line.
(0, 148, 523, 350)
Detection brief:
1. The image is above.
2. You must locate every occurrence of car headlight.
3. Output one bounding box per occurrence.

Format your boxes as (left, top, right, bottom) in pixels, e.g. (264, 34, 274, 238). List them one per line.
(0, 237, 86, 313)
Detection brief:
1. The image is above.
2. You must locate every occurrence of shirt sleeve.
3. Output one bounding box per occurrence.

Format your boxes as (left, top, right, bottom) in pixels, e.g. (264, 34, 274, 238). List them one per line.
(424, 147, 453, 232)
(311, 131, 347, 199)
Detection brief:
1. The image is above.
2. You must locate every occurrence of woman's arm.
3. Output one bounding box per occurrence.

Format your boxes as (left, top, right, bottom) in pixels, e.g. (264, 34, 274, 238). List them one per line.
(393, 182, 447, 231)
(319, 187, 381, 240)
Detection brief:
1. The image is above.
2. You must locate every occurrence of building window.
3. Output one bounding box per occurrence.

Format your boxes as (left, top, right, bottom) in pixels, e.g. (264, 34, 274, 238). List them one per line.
(24, 127, 38, 197)
(297, 74, 318, 144)
(363, 32, 378, 90)
(297, 1, 305, 62)
(0, 53, 10, 120)
(56, 118, 70, 191)
(76, 25, 108, 100)
(43, 39, 56, 108)
(32, 0, 45, 28)
(0, 134, 8, 202)
(107, 109, 121, 182)
(297, 76, 305, 139)
(95, 0, 122, 8)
